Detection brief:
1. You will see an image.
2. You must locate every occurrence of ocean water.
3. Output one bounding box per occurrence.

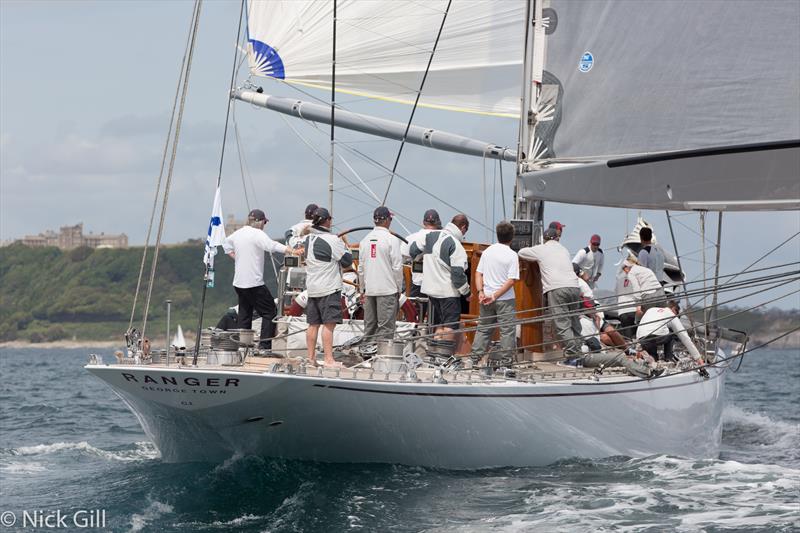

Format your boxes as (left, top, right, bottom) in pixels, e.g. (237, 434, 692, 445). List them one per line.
(0, 347, 798, 532)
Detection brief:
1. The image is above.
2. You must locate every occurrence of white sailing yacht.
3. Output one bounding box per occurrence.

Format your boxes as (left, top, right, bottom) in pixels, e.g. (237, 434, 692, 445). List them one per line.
(86, 0, 799, 468)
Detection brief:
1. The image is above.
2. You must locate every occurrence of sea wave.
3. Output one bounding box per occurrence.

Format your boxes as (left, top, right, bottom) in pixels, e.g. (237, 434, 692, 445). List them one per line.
(129, 500, 174, 533)
(0, 461, 46, 474)
(8, 441, 159, 462)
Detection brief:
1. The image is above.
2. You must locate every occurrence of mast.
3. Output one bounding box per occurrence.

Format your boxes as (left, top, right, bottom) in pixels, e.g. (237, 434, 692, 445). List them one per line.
(515, 0, 534, 220)
(328, 0, 337, 212)
(515, 0, 544, 241)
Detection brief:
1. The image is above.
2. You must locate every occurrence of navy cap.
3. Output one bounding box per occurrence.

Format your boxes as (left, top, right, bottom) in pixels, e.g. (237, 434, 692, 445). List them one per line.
(312, 207, 332, 225)
(423, 209, 441, 227)
(373, 206, 392, 221)
(248, 209, 268, 222)
(304, 203, 319, 219)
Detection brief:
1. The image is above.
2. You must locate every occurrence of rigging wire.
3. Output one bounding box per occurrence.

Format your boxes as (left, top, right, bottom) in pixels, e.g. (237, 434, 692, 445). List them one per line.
(128, 1, 198, 332)
(719, 230, 800, 289)
(498, 159, 507, 220)
(141, 0, 203, 342)
(381, 0, 453, 206)
(260, 77, 494, 231)
(192, 0, 246, 365)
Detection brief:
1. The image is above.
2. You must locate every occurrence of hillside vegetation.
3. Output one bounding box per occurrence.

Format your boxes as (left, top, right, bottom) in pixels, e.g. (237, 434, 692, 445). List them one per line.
(0, 243, 278, 343)
(0, 244, 796, 347)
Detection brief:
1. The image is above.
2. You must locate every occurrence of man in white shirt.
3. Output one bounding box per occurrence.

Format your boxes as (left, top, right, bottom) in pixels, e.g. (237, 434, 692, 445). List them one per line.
(637, 227, 666, 284)
(303, 207, 354, 366)
(358, 206, 403, 348)
(615, 266, 640, 339)
(622, 258, 667, 313)
(401, 209, 442, 297)
(572, 234, 604, 288)
(284, 203, 318, 249)
(637, 300, 703, 363)
(470, 221, 520, 365)
(518, 227, 583, 356)
(223, 209, 302, 351)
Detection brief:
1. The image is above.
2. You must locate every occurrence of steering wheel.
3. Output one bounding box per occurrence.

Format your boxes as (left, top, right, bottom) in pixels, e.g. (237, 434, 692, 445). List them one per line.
(337, 226, 408, 243)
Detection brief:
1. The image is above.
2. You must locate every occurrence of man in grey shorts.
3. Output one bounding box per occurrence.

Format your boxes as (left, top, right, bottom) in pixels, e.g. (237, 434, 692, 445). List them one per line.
(303, 207, 354, 366)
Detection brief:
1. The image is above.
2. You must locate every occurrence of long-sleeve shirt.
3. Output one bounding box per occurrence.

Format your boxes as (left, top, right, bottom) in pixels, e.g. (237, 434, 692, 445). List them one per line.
(637, 307, 701, 359)
(518, 240, 579, 294)
(303, 227, 353, 297)
(409, 222, 469, 298)
(402, 228, 434, 286)
(284, 218, 313, 248)
(615, 270, 641, 315)
(628, 264, 662, 300)
(358, 226, 403, 296)
(223, 226, 288, 288)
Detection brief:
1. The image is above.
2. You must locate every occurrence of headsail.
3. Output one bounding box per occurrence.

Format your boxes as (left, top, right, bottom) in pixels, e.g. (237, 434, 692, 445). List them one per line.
(245, 0, 525, 118)
(521, 0, 800, 211)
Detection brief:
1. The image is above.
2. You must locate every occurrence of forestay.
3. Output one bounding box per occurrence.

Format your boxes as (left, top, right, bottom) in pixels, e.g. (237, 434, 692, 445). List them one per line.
(521, 0, 800, 211)
(246, 0, 525, 118)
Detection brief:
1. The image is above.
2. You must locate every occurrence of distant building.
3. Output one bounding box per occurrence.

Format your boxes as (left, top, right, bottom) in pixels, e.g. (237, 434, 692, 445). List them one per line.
(17, 223, 128, 250)
(225, 214, 248, 235)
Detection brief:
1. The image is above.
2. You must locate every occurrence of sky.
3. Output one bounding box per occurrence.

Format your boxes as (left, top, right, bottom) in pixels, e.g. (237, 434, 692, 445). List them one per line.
(1, 0, 798, 310)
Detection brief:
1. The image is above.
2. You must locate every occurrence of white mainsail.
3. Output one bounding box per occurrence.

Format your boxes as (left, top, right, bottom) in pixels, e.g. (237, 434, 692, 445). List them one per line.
(246, 0, 525, 117)
(520, 0, 800, 211)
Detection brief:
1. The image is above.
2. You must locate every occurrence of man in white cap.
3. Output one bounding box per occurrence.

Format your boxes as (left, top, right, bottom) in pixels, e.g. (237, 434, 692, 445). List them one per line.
(572, 234, 604, 288)
(358, 206, 403, 348)
(622, 257, 666, 314)
(223, 209, 302, 351)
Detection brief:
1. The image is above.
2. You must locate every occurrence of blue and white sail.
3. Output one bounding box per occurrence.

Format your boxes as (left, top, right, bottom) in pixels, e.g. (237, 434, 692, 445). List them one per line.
(203, 187, 226, 267)
(245, 0, 525, 118)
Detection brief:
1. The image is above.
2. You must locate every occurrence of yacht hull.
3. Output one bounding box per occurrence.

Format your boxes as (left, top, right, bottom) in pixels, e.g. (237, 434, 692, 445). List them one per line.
(86, 365, 725, 468)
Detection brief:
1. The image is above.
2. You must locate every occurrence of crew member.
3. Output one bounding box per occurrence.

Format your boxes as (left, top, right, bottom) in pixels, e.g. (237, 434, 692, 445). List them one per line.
(575, 265, 626, 350)
(637, 300, 703, 364)
(638, 227, 666, 284)
(470, 221, 519, 366)
(410, 214, 470, 344)
(285, 203, 318, 248)
(572, 234, 604, 288)
(518, 227, 583, 357)
(615, 264, 640, 339)
(548, 221, 566, 241)
(223, 209, 302, 351)
(402, 209, 442, 297)
(358, 206, 403, 347)
(303, 207, 353, 366)
(622, 257, 666, 313)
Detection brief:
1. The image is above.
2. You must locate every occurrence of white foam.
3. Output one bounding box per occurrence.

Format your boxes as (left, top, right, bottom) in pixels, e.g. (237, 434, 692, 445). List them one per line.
(129, 501, 173, 533)
(723, 404, 799, 449)
(12, 441, 158, 462)
(0, 461, 46, 474)
(209, 514, 263, 527)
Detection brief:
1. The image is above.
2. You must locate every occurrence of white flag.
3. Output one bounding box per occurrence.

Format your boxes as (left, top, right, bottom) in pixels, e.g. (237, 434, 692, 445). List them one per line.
(203, 187, 226, 267)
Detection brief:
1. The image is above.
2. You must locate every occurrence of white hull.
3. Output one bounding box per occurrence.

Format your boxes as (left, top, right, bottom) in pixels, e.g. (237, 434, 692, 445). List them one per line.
(86, 364, 726, 469)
